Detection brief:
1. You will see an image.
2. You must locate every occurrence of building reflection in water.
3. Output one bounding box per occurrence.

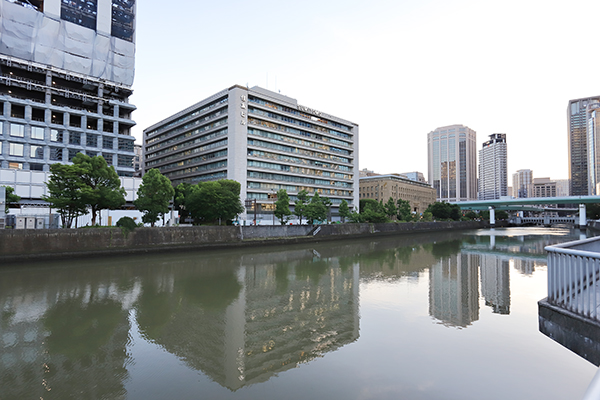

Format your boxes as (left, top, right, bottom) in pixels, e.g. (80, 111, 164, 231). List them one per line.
(134, 249, 360, 391)
(480, 255, 510, 314)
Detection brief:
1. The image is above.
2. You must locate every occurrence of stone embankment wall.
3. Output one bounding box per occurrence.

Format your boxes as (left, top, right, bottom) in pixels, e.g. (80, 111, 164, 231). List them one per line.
(0, 221, 489, 262)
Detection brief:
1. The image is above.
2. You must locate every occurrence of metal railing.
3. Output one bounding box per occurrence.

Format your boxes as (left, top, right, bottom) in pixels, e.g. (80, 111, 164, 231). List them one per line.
(546, 237, 600, 322)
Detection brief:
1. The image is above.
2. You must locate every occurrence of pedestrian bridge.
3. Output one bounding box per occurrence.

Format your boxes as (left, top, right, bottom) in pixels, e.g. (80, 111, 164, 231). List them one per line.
(456, 195, 600, 227)
(511, 216, 576, 226)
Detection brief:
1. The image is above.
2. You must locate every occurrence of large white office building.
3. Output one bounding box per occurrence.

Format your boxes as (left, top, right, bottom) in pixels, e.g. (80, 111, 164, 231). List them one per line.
(478, 134, 507, 200)
(143, 85, 359, 223)
(0, 0, 137, 177)
(427, 124, 477, 202)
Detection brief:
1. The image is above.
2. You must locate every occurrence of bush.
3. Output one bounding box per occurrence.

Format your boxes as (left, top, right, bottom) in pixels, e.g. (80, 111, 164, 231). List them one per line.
(116, 216, 137, 235)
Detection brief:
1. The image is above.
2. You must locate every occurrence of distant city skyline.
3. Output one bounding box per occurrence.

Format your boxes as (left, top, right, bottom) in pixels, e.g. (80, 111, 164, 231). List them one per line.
(130, 1, 599, 182)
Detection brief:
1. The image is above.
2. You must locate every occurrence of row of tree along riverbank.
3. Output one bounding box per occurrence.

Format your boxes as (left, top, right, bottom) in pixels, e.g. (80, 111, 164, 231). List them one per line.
(0, 220, 496, 263)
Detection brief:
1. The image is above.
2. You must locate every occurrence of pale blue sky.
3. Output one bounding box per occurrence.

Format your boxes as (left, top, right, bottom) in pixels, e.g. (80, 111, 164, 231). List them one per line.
(130, 0, 600, 182)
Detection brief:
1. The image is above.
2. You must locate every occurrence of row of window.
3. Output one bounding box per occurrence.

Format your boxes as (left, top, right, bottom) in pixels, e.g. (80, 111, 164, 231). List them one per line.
(147, 141, 228, 169)
(247, 166, 352, 188)
(163, 160, 227, 180)
(146, 97, 228, 138)
(247, 149, 352, 180)
(246, 181, 352, 202)
(146, 107, 227, 146)
(146, 119, 228, 152)
(248, 171, 352, 196)
(248, 120, 351, 156)
(248, 96, 352, 133)
(249, 108, 352, 148)
(0, 142, 133, 167)
(247, 131, 351, 165)
(147, 128, 227, 160)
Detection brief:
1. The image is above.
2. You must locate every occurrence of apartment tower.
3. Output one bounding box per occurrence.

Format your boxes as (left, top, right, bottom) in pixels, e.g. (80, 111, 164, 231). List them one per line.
(143, 85, 359, 223)
(427, 124, 477, 202)
(478, 134, 507, 200)
(512, 169, 532, 198)
(0, 0, 137, 176)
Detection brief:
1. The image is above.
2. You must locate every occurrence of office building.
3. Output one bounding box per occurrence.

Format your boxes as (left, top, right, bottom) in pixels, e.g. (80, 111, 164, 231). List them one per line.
(0, 0, 137, 176)
(400, 171, 427, 183)
(144, 85, 359, 223)
(478, 134, 507, 200)
(555, 179, 570, 197)
(568, 96, 600, 195)
(427, 124, 477, 202)
(359, 173, 436, 215)
(512, 169, 532, 198)
(587, 100, 600, 195)
(532, 177, 557, 198)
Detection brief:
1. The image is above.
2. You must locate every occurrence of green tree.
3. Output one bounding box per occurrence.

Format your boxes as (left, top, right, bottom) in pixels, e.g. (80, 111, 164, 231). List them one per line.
(185, 179, 244, 225)
(1, 186, 20, 213)
(43, 163, 88, 228)
(338, 199, 351, 223)
(294, 190, 309, 225)
(464, 210, 479, 220)
(174, 182, 193, 223)
(305, 192, 328, 224)
(357, 199, 389, 223)
(396, 199, 412, 221)
(426, 202, 461, 221)
(134, 168, 175, 227)
(74, 153, 126, 226)
(274, 189, 292, 225)
(588, 203, 600, 219)
(384, 197, 397, 220)
(496, 210, 509, 220)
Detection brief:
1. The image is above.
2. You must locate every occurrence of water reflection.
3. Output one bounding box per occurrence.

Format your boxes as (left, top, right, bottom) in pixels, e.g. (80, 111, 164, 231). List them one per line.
(0, 227, 588, 398)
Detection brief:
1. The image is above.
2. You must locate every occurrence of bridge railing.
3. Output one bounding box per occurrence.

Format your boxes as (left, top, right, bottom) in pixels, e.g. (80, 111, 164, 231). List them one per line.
(545, 237, 600, 322)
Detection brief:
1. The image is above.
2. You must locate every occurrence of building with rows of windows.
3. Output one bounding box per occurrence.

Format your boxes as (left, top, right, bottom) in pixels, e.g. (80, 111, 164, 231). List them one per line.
(0, 0, 136, 177)
(143, 85, 359, 224)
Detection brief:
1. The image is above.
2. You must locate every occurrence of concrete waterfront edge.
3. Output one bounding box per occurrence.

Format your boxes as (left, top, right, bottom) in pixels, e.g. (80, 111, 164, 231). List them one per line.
(0, 221, 491, 263)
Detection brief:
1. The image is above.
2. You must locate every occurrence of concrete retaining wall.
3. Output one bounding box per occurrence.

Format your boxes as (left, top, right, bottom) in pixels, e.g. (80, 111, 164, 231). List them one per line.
(0, 220, 488, 262)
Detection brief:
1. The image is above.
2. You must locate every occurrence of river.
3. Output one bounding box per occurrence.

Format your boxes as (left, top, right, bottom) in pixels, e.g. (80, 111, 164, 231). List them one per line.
(0, 227, 597, 399)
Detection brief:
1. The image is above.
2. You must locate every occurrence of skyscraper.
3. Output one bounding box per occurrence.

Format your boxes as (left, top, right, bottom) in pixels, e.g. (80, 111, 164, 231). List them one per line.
(427, 124, 477, 202)
(512, 169, 532, 198)
(478, 134, 507, 200)
(586, 100, 600, 195)
(0, 0, 137, 176)
(568, 96, 600, 195)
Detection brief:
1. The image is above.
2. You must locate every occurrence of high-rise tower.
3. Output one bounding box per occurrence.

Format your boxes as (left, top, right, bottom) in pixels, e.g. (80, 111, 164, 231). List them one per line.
(568, 96, 600, 195)
(0, 0, 137, 176)
(478, 134, 507, 200)
(512, 169, 532, 198)
(427, 124, 477, 202)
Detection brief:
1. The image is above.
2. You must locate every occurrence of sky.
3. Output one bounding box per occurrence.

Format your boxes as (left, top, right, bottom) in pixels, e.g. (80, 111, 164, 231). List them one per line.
(130, 0, 600, 183)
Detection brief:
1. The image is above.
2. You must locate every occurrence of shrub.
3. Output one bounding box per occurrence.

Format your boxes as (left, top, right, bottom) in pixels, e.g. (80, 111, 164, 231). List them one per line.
(116, 216, 137, 236)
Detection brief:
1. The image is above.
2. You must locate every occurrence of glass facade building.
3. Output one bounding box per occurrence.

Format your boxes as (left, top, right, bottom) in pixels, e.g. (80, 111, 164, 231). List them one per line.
(143, 85, 359, 223)
(427, 124, 477, 202)
(568, 96, 600, 196)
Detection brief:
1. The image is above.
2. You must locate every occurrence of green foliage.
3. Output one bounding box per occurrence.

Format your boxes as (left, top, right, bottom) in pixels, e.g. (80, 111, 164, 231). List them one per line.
(174, 182, 193, 223)
(116, 216, 137, 236)
(274, 189, 292, 225)
(587, 203, 600, 220)
(73, 153, 126, 226)
(425, 202, 461, 221)
(384, 197, 397, 220)
(43, 163, 88, 228)
(422, 211, 433, 222)
(1, 186, 20, 213)
(351, 198, 389, 223)
(463, 211, 479, 220)
(294, 190, 310, 224)
(338, 199, 351, 223)
(305, 192, 329, 224)
(185, 179, 244, 225)
(396, 199, 412, 222)
(496, 210, 509, 220)
(134, 168, 175, 227)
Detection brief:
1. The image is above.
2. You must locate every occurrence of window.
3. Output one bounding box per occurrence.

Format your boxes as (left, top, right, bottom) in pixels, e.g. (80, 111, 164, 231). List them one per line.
(61, 0, 97, 30)
(31, 126, 44, 140)
(10, 123, 24, 137)
(118, 154, 132, 167)
(102, 153, 113, 166)
(8, 162, 23, 170)
(118, 138, 134, 152)
(68, 149, 80, 161)
(51, 129, 63, 142)
(69, 132, 81, 145)
(50, 147, 62, 161)
(103, 136, 114, 149)
(30, 145, 44, 159)
(112, 0, 135, 42)
(9, 143, 24, 157)
(30, 163, 44, 171)
(86, 134, 98, 147)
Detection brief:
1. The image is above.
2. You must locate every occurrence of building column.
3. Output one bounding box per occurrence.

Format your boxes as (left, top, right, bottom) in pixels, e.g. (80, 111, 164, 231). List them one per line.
(489, 206, 495, 227)
(579, 204, 587, 228)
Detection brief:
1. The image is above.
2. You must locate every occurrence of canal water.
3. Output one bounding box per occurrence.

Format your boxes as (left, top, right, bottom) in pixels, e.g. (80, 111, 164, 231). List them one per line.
(0, 227, 597, 399)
